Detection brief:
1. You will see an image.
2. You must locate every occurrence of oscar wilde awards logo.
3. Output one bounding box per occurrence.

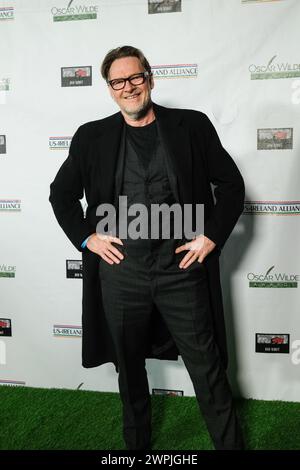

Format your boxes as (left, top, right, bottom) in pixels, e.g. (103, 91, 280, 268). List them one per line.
(51, 0, 98, 22)
(247, 265, 298, 288)
(151, 64, 198, 79)
(61, 66, 92, 87)
(249, 55, 300, 80)
(244, 200, 300, 215)
(0, 264, 16, 278)
(0, 135, 6, 154)
(0, 6, 14, 20)
(257, 128, 293, 150)
(148, 0, 181, 14)
(49, 136, 71, 150)
(256, 334, 289, 354)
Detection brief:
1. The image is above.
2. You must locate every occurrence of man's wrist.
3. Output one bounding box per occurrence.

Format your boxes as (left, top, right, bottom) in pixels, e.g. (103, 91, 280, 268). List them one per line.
(81, 235, 92, 249)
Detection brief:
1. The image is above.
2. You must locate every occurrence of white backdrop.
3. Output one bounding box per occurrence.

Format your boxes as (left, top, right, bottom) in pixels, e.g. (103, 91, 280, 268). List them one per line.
(1, 0, 300, 401)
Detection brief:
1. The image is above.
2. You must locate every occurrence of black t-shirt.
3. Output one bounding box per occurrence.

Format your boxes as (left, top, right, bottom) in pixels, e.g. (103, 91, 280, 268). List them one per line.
(126, 119, 158, 170)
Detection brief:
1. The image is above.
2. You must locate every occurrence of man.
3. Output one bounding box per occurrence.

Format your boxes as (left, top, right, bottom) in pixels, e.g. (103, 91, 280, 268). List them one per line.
(49, 45, 245, 450)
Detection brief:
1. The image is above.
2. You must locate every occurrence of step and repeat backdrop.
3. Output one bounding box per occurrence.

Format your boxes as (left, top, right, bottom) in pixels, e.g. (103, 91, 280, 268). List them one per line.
(1, 0, 300, 401)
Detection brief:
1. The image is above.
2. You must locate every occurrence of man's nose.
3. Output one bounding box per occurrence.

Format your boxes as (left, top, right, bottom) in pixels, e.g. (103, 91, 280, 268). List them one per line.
(123, 79, 135, 92)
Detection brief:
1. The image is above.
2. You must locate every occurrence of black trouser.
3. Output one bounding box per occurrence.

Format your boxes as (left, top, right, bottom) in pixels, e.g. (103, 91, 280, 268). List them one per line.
(99, 239, 244, 450)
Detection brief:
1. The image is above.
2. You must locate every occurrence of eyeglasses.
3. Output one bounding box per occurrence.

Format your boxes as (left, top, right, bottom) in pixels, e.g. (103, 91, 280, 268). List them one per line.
(108, 71, 151, 91)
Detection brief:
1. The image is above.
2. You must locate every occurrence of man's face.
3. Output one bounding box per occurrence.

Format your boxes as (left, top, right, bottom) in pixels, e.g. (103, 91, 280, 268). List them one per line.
(107, 56, 154, 120)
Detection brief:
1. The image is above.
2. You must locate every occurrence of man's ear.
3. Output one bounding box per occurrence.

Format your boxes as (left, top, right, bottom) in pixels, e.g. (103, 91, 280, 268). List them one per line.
(108, 84, 115, 101)
(150, 74, 155, 90)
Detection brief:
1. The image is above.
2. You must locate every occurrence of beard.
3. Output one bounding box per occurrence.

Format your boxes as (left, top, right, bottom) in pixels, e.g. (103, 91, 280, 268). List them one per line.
(122, 95, 153, 121)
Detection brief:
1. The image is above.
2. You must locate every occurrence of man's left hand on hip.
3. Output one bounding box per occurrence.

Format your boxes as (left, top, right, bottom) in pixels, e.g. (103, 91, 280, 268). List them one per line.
(175, 234, 216, 269)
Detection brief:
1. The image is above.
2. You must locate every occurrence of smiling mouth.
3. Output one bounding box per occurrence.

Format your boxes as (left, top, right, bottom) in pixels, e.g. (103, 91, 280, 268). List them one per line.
(125, 94, 140, 100)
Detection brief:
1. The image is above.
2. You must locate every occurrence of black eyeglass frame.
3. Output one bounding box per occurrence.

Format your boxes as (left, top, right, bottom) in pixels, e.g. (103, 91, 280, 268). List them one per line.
(107, 71, 151, 90)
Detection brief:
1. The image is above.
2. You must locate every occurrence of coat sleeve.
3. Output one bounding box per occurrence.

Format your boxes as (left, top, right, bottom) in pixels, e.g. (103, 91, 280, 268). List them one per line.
(200, 113, 245, 250)
(49, 125, 94, 252)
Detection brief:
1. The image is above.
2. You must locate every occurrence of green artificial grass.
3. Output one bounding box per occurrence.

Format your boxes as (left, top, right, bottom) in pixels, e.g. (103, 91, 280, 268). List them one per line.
(0, 386, 299, 450)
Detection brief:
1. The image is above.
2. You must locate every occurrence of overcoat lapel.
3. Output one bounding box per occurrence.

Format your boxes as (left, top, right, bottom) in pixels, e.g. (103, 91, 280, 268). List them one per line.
(95, 112, 124, 204)
(153, 103, 193, 205)
(113, 125, 126, 207)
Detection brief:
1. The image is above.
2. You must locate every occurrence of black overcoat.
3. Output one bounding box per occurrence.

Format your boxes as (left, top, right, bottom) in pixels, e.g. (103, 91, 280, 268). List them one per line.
(49, 102, 245, 370)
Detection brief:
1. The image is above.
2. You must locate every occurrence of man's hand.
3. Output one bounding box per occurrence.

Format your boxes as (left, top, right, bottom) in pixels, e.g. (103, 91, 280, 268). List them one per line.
(87, 233, 124, 264)
(175, 234, 216, 269)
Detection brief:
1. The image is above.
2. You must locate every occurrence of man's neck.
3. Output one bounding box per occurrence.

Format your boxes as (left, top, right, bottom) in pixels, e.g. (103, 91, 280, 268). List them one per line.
(122, 106, 156, 127)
